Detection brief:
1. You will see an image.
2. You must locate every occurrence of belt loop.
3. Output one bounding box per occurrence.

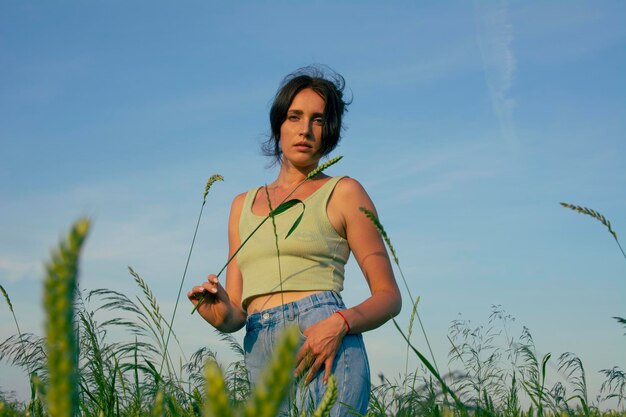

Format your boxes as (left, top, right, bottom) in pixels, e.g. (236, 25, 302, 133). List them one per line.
(332, 291, 344, 308)
(288, 302, 296, 321)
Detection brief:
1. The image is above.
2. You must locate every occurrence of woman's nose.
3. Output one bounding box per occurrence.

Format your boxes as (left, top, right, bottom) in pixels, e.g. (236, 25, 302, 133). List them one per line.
(300, 119, 314, 137)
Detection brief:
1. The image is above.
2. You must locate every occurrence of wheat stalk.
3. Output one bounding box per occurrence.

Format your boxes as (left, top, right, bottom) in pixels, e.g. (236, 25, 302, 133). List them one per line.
(359, 207, 439, 377)
(560, 202, 625, 261)
(128, 266, 164, 336)
(0, 285, 33, 379)
(161, 174, 224, 374)
(44, 218, 90, 417)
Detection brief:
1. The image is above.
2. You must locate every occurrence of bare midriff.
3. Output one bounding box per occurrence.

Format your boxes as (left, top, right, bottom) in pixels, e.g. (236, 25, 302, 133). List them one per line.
(246, 290, 323, 315)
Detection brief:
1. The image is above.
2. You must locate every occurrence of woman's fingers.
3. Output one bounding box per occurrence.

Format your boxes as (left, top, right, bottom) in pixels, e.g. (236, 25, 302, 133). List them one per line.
(304, 354, 335, 385)
(187, 285, 205, 301)
(187, 275, 220, 304)
(294, 345, 309, 376)
(294, 342, 336, 384)
(322, 356, 334, 384)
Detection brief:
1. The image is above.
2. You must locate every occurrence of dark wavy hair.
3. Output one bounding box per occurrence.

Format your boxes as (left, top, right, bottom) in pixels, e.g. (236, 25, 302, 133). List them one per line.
(263, 65, 350, 163)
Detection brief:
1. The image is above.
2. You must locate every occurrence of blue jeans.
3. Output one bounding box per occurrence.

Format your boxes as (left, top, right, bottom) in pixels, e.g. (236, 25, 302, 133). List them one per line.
(244, 291, 371, 417)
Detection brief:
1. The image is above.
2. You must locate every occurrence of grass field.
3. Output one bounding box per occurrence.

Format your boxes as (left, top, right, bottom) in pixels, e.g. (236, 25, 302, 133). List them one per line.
(1, 199, 624, 416)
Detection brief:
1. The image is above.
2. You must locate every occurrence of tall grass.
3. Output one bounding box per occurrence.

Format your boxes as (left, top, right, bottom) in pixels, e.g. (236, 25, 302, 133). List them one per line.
(161, 174, 224, 375)
(1, 197, 625, 416)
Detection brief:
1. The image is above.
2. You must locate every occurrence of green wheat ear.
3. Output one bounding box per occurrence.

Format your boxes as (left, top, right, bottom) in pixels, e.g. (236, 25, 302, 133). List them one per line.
(0, 285, 13, 311)
(359, 206, 440, 378)
(306, 156, 343, 179)
(203, 174, 225, 203)
(560, 202, 626, 260)
(560, 202, 617, 239)
(242, 325, 299, 417)
(44, 218, 90, 417)
(358, 207, 399, 264)
(312, 374, 337, 417)
(203, 360, 233, 417)
(151, 390, 164, 417)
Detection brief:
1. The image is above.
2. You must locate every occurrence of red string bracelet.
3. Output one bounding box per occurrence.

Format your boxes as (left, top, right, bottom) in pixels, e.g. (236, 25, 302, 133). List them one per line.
(335, 311, 351, 333)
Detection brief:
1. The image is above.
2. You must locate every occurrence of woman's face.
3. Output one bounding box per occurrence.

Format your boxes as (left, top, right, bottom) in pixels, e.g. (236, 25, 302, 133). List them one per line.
(279, 88, 326, 168)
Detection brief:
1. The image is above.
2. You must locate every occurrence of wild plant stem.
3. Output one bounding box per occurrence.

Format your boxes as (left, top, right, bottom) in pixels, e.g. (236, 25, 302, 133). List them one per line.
(161, 174, 223, 375)
(0, 285, 32, 378)
(359, 207, 440, 376)
(264, 185, 285, 312)
(264, 184, 293, 414)
(392, 319, 467, 415)
(159, 199, 206, 376)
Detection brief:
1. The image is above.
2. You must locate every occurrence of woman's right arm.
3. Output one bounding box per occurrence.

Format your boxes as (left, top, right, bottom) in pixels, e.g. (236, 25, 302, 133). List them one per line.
(187, 193, 247, 333)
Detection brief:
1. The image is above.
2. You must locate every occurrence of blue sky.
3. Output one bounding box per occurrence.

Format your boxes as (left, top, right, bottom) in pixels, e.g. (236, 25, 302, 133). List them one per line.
(1, 1, 625, 405)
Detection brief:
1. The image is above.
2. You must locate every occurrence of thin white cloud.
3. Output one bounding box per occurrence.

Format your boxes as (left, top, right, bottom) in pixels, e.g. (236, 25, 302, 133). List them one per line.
(352, 44, 477, 89)
(358, 139, 507, 203)
(474, 0, 517, 145)
(0, 258, 40, 283)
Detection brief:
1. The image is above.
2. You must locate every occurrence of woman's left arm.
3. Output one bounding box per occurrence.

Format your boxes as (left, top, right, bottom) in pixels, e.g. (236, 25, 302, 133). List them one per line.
(295, 178, 402, 383)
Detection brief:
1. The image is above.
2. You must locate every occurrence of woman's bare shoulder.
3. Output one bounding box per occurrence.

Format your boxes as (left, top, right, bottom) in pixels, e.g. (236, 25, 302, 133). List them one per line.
(229, 191, 249, 218)
(334, 176, 371, 200)
(233, 191, 248, 204)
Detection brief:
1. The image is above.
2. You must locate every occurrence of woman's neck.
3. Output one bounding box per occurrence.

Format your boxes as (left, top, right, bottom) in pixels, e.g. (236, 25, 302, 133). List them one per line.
(273, 160, 320, 188)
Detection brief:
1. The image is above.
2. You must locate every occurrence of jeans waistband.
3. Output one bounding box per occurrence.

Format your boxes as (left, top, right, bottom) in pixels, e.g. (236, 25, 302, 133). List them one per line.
(246, 291, 344, 331)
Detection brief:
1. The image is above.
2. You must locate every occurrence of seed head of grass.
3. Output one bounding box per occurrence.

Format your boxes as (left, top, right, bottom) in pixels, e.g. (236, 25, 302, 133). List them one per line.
(151, 389, 164, 417)
(358, 207, 399, 265)
(242, 325, 299, 417)
(306, 156, 343, 179)
(203, 360, 233, 417)
(312, 374, 337, 417)
(560, 202, 626, 261)
(44, 217, 90, 417)
(560, 202, 617, 239)
(203, 174, 224, 203)
(0, 285, 13, 312)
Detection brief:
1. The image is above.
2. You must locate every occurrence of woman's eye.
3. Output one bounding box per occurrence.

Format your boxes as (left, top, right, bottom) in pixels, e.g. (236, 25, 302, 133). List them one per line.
(313, 117, 324, 125)
(287, 115, 299, 121)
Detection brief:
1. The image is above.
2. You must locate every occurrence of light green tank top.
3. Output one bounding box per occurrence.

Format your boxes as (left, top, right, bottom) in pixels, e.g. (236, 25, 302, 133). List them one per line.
(237, 176, 350, 310)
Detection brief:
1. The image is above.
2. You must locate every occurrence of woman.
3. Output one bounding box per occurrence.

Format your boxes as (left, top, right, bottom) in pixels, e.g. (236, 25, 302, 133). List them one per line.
(188, 66, 401, 416)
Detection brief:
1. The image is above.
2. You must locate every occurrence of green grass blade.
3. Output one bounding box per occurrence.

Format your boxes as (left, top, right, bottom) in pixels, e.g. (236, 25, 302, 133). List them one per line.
(392, 319, 466, 415)
(285, 202, 305, 239)
(271, 199, 303, 216)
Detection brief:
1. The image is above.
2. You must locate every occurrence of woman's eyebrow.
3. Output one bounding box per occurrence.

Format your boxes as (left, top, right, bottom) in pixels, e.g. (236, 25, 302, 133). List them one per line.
(287, 109, 324, 117)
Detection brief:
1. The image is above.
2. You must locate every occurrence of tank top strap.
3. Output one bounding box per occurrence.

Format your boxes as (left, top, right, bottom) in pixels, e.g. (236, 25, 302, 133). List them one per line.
(307, 176, 346, 215)
(242, 186, 259, 213)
